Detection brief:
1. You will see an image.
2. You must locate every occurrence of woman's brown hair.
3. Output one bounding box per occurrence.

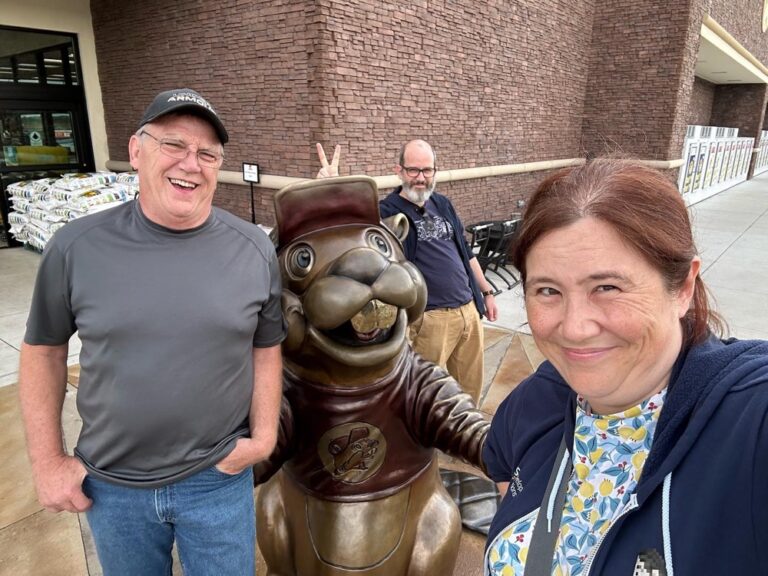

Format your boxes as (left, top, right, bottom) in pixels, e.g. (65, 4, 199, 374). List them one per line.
(511, 159, 725, 344)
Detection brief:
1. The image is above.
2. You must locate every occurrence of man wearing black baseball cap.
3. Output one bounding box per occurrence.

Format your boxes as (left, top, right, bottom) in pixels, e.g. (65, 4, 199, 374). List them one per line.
(19, 88, 286, 574)
(138, 88, 229, 144)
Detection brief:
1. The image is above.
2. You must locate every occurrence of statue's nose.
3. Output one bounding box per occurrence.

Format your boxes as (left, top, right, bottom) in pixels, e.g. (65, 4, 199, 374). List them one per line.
(327, 247, 389, 285)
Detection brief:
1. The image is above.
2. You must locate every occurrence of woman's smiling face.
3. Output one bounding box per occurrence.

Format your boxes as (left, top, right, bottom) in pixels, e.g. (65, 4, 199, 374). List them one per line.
(524, 216, 699, 414)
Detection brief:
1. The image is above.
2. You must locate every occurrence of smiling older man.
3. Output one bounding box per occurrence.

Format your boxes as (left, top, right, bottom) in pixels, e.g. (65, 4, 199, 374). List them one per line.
(19, 88, 286, 575)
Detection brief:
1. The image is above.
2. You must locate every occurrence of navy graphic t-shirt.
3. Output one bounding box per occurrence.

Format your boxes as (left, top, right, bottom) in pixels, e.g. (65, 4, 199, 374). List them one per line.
(412, 200, 473, 310)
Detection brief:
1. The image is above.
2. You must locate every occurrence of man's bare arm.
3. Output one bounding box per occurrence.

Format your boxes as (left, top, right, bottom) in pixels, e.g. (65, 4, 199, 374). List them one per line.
(215, 344, 283, 473)
(18, 342, 91, 512)
(469, 256, 498, 321)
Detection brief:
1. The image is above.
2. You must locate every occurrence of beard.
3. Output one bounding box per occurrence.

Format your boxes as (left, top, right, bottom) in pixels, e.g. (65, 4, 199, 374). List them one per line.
(401, 179, 435, 204)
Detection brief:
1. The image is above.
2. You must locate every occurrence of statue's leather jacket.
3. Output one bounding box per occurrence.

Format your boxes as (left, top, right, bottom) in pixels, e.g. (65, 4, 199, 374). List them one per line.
(257, 347, 489, 501)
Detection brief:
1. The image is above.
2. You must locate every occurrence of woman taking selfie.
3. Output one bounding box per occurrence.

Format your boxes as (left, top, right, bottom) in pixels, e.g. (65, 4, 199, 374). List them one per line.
(483, 160, 768, 575)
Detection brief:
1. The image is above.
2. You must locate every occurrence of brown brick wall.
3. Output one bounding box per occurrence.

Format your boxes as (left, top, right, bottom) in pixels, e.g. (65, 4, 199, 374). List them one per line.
(710, 82, 768, 176)
(428, 171, 555, 229)
(708, 0, 768, 65)
(581, 0, 706, 160)
(90, 0, 594, 226)
(711, 84, 768, 138)
(688, 77, 716, 126)
(90, 0, 317, 224)
(94, 1, 745, 226)
(217, 172, 546, 230)
(308, 1, 594, 169)
(212, 183, 278, 227)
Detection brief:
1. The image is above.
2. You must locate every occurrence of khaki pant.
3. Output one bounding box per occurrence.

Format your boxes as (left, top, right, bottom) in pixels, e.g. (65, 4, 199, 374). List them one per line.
(408, 301, 484, 405)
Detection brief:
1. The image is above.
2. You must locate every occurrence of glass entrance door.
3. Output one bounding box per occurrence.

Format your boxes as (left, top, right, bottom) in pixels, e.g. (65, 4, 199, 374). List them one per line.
(2, 108, 83, 168)
(0, 25, 93, 248)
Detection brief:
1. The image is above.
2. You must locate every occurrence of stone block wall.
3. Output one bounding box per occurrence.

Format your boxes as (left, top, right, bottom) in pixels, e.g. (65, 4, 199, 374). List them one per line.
(90, 0, 594, 225)
(92, 0, 767, 226)
(710, 82, 768, 176)
(91, 0, 317, 223)
(581, 0, 706, 160)
(711, 84, 768, 138)
(708, 0, 768, 64)
(688, 77, 716, 126)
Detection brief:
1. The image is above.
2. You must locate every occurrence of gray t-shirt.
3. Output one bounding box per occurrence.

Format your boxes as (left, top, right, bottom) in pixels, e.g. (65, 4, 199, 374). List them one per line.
(25, 201, 286, 487)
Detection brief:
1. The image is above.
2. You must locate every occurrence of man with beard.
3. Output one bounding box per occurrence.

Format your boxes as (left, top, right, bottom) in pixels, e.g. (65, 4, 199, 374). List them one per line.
(378, 139, 497, 405)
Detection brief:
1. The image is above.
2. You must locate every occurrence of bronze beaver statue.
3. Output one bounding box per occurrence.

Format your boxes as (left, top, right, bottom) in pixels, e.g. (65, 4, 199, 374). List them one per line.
(254, 175, 489, 575)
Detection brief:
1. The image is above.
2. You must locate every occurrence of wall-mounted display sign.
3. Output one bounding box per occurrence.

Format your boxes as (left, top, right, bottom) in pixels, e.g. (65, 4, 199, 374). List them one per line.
(242, 162, 260, 183)
(242, 162, 260, 224)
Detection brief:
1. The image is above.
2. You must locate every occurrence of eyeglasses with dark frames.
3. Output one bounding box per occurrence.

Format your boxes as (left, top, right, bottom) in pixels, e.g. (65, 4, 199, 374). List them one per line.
(401, 166, 436, 178)
(140, 130, 224, 168)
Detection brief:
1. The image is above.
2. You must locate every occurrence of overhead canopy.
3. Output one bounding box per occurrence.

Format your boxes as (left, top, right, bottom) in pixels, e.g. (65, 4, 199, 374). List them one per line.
(696, 16, 768, 84)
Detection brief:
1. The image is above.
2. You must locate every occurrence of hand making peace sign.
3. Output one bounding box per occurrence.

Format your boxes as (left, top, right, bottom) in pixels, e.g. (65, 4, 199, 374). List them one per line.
(315, 143, 341, 178)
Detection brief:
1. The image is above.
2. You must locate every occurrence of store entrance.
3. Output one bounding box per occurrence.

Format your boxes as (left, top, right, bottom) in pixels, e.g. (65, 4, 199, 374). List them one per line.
(0, 25, 94, 248)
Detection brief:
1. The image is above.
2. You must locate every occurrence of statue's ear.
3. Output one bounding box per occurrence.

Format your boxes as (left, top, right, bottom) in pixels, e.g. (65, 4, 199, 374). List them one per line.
(382, 214, 409, 243)
(281, 290, 306, 354)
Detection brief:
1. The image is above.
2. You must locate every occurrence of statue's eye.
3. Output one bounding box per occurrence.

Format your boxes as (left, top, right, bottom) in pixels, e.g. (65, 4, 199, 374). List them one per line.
(366, 230, 392, 256)
(287, 244, 314, 277)
(296, 250, 312, 268)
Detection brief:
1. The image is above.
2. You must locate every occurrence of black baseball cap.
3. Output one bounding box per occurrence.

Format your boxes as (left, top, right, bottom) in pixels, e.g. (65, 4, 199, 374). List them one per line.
(138, 88, 229, 144)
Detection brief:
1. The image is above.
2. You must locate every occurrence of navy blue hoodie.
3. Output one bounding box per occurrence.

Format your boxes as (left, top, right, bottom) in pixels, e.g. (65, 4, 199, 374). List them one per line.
(483, 336, 768, 575)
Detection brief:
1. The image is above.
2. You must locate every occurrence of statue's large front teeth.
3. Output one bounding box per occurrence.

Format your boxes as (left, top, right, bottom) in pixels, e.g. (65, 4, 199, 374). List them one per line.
(350, 300, 397, 333)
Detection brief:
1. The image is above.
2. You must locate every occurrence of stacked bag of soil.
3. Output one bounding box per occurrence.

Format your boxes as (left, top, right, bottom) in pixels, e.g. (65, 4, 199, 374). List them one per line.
(8, 171, 139, 251)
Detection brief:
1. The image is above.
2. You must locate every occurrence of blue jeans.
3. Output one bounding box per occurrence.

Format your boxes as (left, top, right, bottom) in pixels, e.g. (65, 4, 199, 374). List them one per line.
(83, 466, 255, 576)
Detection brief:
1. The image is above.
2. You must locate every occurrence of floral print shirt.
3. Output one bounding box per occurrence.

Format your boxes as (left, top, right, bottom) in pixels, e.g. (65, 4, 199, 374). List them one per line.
(486, 390, 666, 576)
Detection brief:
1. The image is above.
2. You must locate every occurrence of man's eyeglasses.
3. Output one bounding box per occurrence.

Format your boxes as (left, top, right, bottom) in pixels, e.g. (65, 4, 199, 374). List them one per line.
(401, 166, 436, 178)
(140, 130, 224, 168)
